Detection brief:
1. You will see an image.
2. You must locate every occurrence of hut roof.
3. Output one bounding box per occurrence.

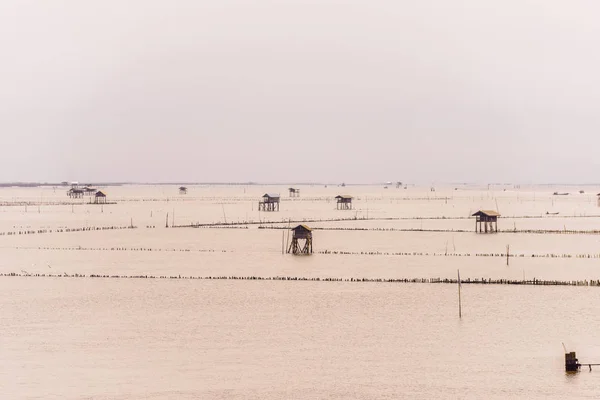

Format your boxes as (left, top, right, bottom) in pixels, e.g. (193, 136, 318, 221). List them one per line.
(95, 191, 106, 197)
(263, 193, 280, 199)
(472, 210, 500, 217)
(69, 188, 84, 194)
(288, 187, 298, 191)
(179, 186, 187, 190)
(335, 195, 353, 200)
(292, 224, 312, 232)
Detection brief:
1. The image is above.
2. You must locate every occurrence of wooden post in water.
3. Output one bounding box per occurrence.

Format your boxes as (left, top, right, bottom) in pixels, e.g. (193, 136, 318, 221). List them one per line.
(165, 213, 169, 228)
(458, 269, 462, 318)
(506, 244, 510, 266)
(281, 231, 285, 254)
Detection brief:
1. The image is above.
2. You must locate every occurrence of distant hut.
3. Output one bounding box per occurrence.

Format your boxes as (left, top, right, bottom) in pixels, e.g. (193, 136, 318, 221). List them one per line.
(288, 188, 300, 197)
(83, 187, 97, 196)
(179, 186, 188, 194)
(472, 210, 500, 233)
(288, 225, 313, 255)
(396, 181, 402, 189)
(94, 191, 107, 204)
(335, 195, 353, 210)
(67, 188, 84, 199)
(259, 193, 280, 211)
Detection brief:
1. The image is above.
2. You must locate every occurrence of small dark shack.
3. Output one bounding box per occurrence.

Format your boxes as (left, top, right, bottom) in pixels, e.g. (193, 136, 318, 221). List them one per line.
(565, 352, 580, 372)
(179, 186, 188, 194)
(472, 210, 500, 233)
(94, 191, 107, 204)
(288, 224, 313, 255)
(335, 195, 353, 210)
(259, 193, 280, 211)
(288, 188, 300, 197)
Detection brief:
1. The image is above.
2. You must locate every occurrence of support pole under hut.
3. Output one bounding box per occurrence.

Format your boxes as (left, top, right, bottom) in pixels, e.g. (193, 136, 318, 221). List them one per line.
(287, 224, 313, 255)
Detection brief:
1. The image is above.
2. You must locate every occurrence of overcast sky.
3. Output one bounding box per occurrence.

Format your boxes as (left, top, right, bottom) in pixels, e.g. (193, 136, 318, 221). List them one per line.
(1, 0, 599, 184)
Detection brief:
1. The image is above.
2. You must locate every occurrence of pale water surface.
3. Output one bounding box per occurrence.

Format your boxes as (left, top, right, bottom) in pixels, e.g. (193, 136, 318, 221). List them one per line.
(1, 184, 600, 399)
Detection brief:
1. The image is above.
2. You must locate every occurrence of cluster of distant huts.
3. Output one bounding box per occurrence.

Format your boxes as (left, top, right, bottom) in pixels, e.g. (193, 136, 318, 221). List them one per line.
(256, 190, 354, 212)
(64, 182, 107, 204)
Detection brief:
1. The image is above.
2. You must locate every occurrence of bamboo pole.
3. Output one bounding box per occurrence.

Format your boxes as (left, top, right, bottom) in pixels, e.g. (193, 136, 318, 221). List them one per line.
(458, 269, 462, 318)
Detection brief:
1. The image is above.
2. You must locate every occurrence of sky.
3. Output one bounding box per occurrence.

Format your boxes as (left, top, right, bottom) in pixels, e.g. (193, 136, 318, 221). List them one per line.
(1, 0, 600, 184)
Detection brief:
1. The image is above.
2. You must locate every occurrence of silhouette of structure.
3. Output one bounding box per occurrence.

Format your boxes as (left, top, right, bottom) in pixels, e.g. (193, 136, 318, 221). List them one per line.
(288, 225, 313, 255)
(94, 191, 107, 204)
(335, 195, 353, 210)
(472, 210, 500, 233)
(259, 193, 280, 211)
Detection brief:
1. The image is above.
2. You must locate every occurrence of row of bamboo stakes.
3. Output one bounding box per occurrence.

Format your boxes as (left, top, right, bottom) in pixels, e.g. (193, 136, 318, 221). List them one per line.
(1, 273, 599, 287)
(10, 244, 600, 260)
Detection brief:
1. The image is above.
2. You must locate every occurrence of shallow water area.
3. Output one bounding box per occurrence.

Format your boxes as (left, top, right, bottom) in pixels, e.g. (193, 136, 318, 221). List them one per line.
(2, 184, 600, 399)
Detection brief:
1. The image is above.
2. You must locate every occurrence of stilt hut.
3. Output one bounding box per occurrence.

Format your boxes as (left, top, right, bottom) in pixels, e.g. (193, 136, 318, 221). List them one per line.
(83, 187, 97, 196)
(335, 195, 353, 210)
(259, 193, 280, 211)
(179, 186, 188, 194)
(67, 188, 84, 198)
(472, 210, 500, 233)
(94, 191, 107, 204)
(288, 225, 313, 255)
(288, 188, 300, 197)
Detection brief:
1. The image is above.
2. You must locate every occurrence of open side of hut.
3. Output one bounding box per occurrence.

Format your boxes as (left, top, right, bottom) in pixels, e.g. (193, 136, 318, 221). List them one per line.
(288, 187, 300, 197)
(179, 186, 188, 194)
(259, 193, 280, 211)
(93, 191, 107, 204)
(472, 210, 500, 233)
(288, 224, 313, 255)
(335, 195, 353, 210)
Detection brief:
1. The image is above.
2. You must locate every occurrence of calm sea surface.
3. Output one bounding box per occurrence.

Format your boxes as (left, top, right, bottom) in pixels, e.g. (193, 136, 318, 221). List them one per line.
(1, 184, 600, 399)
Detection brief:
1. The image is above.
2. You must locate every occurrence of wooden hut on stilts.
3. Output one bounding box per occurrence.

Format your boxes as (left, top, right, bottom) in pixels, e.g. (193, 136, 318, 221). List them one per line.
(335, 195, 353, 210)
(259, 193, 280, 211)
(288, 188, 300, 197)
(93, 191, 107, 204)
(67, 188, 84, 199)
(287, 225, 313, 255)
(472, 210, 500, 233)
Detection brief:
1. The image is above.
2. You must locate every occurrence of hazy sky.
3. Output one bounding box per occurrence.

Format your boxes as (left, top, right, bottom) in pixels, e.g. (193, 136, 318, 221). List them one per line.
(2, 1, 600, 184)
